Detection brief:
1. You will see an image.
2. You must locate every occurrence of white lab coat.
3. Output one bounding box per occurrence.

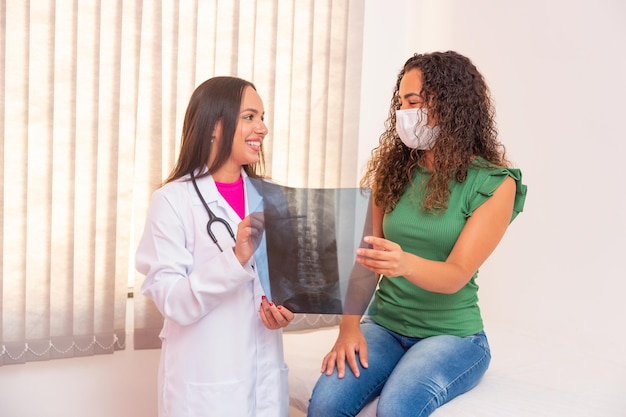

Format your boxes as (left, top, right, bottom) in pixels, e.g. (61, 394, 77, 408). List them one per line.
(136, 169, 289, 417)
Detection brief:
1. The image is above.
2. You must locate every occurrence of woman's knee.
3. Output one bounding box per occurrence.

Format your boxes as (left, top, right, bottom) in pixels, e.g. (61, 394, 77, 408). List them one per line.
(307, 376, 348, 417)
(376, 390, 439, 417)
(308, 372, 376, 417)
(307, 396, 345, 417)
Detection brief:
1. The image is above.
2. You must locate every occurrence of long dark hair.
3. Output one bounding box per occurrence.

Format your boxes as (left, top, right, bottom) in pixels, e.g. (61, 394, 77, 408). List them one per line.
(164, 76, 265, 184)
(361, 51, 509, 212)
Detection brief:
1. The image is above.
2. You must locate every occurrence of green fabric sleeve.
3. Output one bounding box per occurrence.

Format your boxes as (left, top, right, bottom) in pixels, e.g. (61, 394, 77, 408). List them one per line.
(465, 168, 527, 223)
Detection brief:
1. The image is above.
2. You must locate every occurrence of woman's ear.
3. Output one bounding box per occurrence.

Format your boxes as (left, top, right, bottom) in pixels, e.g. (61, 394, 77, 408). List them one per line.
(426, 101, 438, 126)
(207, 120, 223, 168)
(212, 120, 223, 141)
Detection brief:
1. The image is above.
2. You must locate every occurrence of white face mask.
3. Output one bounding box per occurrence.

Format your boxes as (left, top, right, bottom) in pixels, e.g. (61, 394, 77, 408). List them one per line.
(395, 108, 440, 150)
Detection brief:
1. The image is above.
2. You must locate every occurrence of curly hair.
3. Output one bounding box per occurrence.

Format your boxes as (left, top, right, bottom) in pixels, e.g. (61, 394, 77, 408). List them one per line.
(361, 51, 509, 213)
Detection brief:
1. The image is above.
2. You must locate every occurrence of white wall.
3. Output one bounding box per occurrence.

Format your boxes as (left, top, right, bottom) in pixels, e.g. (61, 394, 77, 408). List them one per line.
(1, 1, 625, 416)
(0, 301, 160, 417)
(406, 0, 626, 364)
(358, 0, 626, 365)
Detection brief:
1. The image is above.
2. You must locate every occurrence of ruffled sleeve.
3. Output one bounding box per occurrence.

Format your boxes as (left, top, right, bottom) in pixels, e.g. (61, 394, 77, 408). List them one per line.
(464, 168, 527, 223)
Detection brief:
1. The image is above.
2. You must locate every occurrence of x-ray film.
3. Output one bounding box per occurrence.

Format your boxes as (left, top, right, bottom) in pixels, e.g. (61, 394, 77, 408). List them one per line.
(248, 179, 377, 315)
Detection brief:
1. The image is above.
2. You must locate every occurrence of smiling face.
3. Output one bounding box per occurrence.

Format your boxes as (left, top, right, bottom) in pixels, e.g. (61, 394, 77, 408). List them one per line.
(211, 86, 268, 182)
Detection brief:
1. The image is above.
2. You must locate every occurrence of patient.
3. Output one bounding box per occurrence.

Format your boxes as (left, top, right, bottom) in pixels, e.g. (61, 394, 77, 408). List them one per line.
(307, 51, 527, 417)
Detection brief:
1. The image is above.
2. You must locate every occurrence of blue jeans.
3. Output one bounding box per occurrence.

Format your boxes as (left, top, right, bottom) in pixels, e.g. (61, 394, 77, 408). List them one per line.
(307, 318, 491, 417)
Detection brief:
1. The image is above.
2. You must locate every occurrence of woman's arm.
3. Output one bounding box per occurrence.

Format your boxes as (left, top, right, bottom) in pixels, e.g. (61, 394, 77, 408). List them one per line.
(357, 176, 516, 294)
(136, 190, 256, 326)
(318, 196, 386, 378)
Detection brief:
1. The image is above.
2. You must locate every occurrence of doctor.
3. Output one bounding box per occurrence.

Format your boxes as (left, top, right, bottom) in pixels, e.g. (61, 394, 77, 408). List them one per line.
(136, 76, 294, 417)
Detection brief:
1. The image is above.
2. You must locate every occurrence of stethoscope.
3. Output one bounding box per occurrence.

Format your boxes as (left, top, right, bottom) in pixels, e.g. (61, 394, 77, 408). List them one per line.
(190, 171, 236, 252)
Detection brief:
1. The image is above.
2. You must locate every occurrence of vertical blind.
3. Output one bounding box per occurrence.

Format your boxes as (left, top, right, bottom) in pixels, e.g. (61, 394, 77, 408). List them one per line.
(1, 0, 131, 364)
(0, 0, 365, 361)
(132, 0, 365, 349)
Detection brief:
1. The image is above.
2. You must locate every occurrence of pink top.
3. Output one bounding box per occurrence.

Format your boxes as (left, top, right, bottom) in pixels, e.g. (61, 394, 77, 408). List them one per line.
(215, 176, 245, 220)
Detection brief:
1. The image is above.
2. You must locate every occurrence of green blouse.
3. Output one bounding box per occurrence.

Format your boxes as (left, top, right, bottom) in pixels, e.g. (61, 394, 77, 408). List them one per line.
(369, 159, 527, 337)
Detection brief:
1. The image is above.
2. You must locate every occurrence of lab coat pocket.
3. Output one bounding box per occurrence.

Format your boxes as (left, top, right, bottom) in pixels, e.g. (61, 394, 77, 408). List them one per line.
(187, 379, 251, 417)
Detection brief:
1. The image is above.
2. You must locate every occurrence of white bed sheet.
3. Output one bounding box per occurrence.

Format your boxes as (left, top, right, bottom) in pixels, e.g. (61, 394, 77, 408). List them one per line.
(284, 325, 626, 417)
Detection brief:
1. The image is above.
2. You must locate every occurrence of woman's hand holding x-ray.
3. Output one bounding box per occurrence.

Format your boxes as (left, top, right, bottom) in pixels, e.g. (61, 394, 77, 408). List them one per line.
(233, 213, 265, 265)
(355, 235, 406, 277)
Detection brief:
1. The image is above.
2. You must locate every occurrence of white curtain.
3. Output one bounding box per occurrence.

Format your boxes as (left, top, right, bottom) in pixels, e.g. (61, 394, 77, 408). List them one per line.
(0, 0, 365, 360)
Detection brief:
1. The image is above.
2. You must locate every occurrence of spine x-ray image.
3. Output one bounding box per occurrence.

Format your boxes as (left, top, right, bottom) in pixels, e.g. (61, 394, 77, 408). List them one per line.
(248, 179, 376, 315)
